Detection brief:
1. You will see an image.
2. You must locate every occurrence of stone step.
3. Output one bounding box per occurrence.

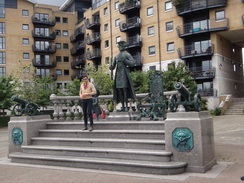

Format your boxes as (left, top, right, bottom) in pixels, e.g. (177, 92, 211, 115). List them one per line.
(21, 145, 171, 162)
(9, 152, 187, 175)
(38, 129, 165, 139)
(31, 137, 166, 150)
(46, 121, 165, 130)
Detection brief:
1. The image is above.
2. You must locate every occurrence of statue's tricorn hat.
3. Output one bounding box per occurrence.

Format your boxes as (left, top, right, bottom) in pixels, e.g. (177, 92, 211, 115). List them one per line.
(118, 41, 128, 47)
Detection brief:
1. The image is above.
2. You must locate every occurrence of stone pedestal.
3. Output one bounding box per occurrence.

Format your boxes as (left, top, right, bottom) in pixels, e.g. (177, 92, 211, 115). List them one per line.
(8, 115, 52, 154)
(106, 111, 137, 121)
(165, 111, 216, 173)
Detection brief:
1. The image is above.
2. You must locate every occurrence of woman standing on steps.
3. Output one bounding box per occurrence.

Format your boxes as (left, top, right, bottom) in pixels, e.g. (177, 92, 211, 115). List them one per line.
(79, 75, 97, 131)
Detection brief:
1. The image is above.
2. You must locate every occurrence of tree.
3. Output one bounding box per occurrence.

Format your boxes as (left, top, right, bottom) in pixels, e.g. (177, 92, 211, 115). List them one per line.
(62, 78, 81, 96)
(130, 70, 150, 94)
(0, 76, 16, 116)
(163, 61, 196, 93)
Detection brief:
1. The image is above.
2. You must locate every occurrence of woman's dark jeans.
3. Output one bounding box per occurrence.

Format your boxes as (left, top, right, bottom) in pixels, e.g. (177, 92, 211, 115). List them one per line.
(82, 98, 93, 127)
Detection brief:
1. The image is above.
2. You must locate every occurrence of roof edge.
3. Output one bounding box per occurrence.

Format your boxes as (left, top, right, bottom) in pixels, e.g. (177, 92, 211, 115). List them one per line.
(59, 0, 74, 11)
(25, 0, 37, 4)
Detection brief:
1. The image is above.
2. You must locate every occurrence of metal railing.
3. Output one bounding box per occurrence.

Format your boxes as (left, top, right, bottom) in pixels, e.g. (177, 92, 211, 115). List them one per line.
(32, 59, 57, 68)
(70, 41, 85, 55)
(86, 32, 100, 45)
(71, 55, 86, 69)
(86, 48, 101, 60)
(120, 17, 141, 32)
(177, 43, 214, 58)
(132, 53, 143, 66)
(71, 70, 84, 80)
(189, 66, 216, 79)
(32, 15, 56, 26)
(126, 35, 142, 48)
(176, 18, 229, 37)
(32, 44, 56, 53)
(32, 31, 56, 40)
(85, 16, 100, 29)
(70, 26, 85, 42)
(119, 0, 140, 14)
(176, 0, 227, 15)
(197, 88, 217, 97)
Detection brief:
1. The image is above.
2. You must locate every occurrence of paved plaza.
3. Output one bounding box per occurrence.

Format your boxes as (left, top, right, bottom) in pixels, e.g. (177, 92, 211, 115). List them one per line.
(0, 115, 243, 183)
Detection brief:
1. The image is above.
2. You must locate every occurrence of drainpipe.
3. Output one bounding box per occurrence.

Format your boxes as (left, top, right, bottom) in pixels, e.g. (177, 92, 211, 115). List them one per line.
(156, 0, 162, 71)
(109, 0, 113, 79)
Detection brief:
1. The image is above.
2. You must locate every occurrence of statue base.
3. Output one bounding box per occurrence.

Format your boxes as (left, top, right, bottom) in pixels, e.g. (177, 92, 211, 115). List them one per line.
(106, 111, 137, 121)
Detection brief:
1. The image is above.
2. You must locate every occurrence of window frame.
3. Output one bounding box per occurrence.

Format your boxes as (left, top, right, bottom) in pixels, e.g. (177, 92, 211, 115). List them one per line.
(149, 46, 156, 55)
(0, 52, 6, 64)
(165, 1, 173, 11)
(147, 6, 154, 16)
(115, 1, 119, 10)
(104, 23, 108, 32)
(166, 21, 173, 32)
(215, 10, 225, 21)
(63, 30, 69, 36)
(22, 24, 29, 31)
(23, 53, 30, 60)
(22, 10, 29, 16)
(63, 43, 69, 49)
(22, 38, 29, 45)
(62, 17, 68, 23)
(148, 26, 154, 36)
(167, 42, 175, 52)
(0, 22, 5, 34)
(115, 18, 120, 27)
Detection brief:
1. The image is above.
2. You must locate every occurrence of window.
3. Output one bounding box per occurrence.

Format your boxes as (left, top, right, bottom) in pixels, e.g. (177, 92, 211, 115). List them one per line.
(0, 52, 5, 64)
(63, 43, 69, 49)
(104, 23, 108, 32)
(167, 42, 174, 52)
(115, 18, 120, 27)
(149, 46, 155, 55)
(0, 67, 6, 78)
(55, 17, 60, 23)
(166, 21, 173, 31)
(56, 30, 61, 36)
(56, 56, 61, 62)
(64, 56, 69, 62)
(147, 7, 153, 16)
(116, 36, 121, 44)
(165, 1, 172, 11)
(22, 10, 29, 16)
(56, 69, 62, 76)
(22, 24, 29, 31)
(105, 40, 109, 48)
(23, 53, 29, 60)
(36, 69, 50, 76)
(57, 83, 62, 88)
(0, 22, 5, 34)
(23, 67, 30, 75)
(35, 41, 50, 50)
(215, 10, 225, 21)
(63, 30, 68, 36)
(0, 37, 5, 49)
(22, 38, 29, 45)
(104, 7, 108, 15)
(149, 66, 156, 71)
(56, 43, 61, 49)
(35, 27, 49, 36)
(64, 69, 69, 76)
(148, 26, 154, 36)
(115, 1, 119, 10)
(34, 13, 49, 21)
(105, 57, 109, 64)
(63, 17, 68, 23)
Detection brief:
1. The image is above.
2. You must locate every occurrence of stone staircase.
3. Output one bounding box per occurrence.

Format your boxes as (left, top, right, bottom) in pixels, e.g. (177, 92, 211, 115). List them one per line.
(224, 98, 244, 115)
(9, 120, 187, 175)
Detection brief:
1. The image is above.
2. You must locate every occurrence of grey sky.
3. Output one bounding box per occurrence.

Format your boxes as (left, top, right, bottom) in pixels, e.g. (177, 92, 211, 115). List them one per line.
(35, 0, 67, 6)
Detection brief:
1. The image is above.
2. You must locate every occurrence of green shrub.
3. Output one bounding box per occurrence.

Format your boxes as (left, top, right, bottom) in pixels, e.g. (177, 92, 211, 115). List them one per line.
(0, 116, 10, 127)
(201, 98, 208, 111)
(210, 108, 221, 116)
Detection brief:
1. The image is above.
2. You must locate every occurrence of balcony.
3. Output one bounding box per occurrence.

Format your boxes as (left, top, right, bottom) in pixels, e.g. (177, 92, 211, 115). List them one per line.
(177, 44, 214, 59)
(132, 53, 143, 67)
(71, 55, 86, 69)
(119, 0, 140, 14)
(32, 16, 56, 26)
(71, 70, 83, 80)
(85, 16, 100, 30)
(125, 35, 142, 49)
(32, 44, 56, 54)
(190, 66, 215, 79)
(176, 18, 229, 38)
(70, 41, 85, 56)
(70, 26, 85, 42)
(36, 74, 57, 81)
(120, 17, 141, 32)
(32, 59, 57, 68)
(175, 0, 227, 16)
(197, 88, 217, 97)
(86, 32, 100, 45)
(86, 48, 101, 60)
(32, 31, 56, 40)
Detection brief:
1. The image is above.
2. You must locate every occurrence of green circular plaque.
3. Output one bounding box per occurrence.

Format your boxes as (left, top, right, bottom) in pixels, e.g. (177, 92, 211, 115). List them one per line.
(12, 128, 23, 145)
(172, 128, 194, 152)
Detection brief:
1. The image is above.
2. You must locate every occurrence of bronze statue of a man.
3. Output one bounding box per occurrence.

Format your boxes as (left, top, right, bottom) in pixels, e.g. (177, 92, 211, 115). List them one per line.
(110, 41, 136, 112)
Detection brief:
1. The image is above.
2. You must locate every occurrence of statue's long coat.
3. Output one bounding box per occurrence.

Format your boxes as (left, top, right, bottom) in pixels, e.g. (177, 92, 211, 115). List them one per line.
(110, 51, 136, 102)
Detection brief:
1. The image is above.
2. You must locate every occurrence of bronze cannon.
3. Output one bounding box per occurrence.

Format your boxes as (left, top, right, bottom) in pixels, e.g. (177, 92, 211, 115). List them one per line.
(11, 96, 41, 116)
(169, 82, 201, 112)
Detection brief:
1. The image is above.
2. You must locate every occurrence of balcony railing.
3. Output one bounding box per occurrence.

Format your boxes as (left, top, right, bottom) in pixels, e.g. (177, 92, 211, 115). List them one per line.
(32, 44, 56, 53)
(32, 16, 56, 26)
(189, 66, 215, 79)
(70, 26, 85, 42)
(125, 35, 142, 49)
(86, 32, 100, 45)
(32, 31, 56, 40)
(71, 70, 84, 80)
(85, 16, 100, 29)
(119, 0, 140, 14)
(177, 44, 214, 59)
(70, 41, 85, 55)
(71, 55, 86, 69)
(132, 53, 143, 67)
(36, 73, 57, 81)
(176, 18, 229, 37)
(32, 59, 57, 68)
(120, 17, 141, 32)
(175, 0, 227, 16)
(86, 48, 101, 60)
(197, 88, 217, 97)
